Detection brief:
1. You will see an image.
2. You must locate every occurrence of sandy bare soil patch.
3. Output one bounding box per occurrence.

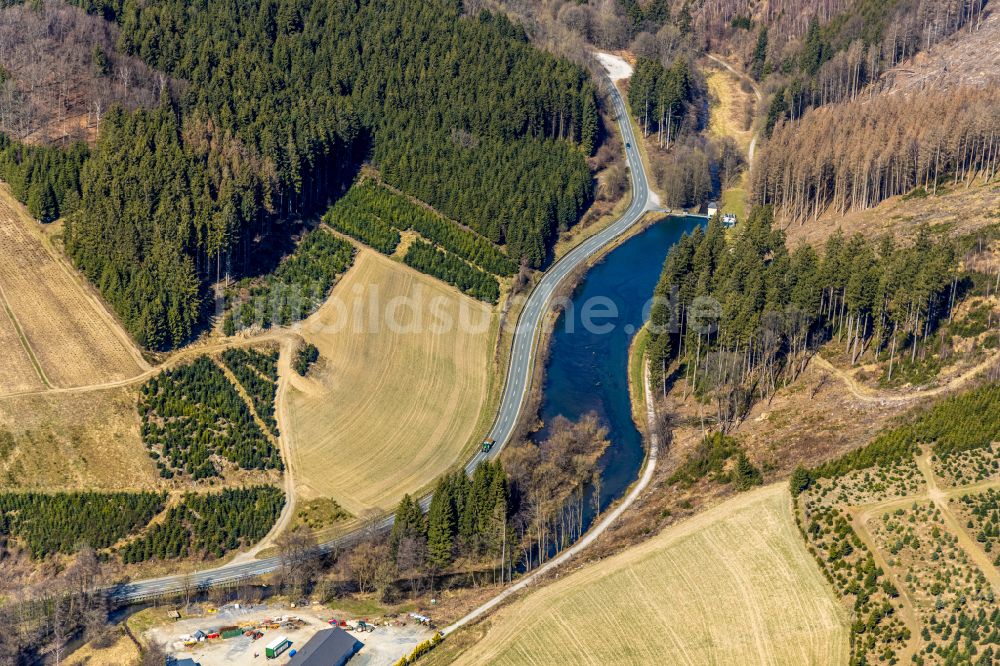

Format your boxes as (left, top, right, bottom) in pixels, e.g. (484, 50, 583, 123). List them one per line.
(0, 185, 144, 390)
(0, 385, 160, 491)
(285, 250, 493, 515)
(451, 484, 849, 666)
(595, 52, 633, 81)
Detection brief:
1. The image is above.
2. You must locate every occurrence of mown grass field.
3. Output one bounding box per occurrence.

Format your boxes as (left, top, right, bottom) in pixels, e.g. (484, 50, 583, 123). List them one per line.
(0, 185, 144, 392)
(284, 249, 494, 515)
(450, 485, 849, 666)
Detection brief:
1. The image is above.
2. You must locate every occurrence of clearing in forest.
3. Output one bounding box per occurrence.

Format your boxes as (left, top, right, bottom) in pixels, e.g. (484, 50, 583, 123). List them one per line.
(0, 185, 144, 392)
(0, 386, 160, 491)
(284, 249, 494, 516)
(452, 484, 849, 666)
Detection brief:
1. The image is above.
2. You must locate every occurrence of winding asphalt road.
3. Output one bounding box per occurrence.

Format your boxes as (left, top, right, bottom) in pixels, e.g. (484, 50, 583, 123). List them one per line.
(108, 71, 655, 603)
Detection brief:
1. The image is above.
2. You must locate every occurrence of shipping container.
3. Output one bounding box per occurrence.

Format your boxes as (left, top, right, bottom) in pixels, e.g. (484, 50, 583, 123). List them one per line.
(265, 635, 291, 659)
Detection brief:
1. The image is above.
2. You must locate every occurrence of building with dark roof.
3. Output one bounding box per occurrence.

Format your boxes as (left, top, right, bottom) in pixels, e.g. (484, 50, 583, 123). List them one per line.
(288, 627, 364, 666)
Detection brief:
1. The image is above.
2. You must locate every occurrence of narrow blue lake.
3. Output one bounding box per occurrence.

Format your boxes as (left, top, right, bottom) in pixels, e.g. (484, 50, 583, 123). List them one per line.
(538, 214, 704, 519)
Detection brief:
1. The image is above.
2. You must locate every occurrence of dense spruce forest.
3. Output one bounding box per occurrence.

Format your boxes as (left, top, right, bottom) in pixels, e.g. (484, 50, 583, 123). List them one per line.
(1, 0, 598, 349)
(0, 491, 165, 558)
(647, 206, 964, 429)
(0, 134, 87, 222)
(119, 486, 284, 563)
(139, 356, 282, 479)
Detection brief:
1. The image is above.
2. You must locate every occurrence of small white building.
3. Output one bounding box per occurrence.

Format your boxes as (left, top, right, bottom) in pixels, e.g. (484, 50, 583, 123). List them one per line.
(707, 201, 719, 218)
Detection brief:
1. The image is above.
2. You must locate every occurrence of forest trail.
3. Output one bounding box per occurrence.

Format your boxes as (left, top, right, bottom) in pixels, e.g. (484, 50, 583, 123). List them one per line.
(839, 450, 1000, 661)
(846, 505, 922, 661)
(914, 448, 1000, 593)
(705, 53, 761, 164)
(0, 331, 288, 400)
(229, 336, 299, 564)
(811, 352, 1000, 405)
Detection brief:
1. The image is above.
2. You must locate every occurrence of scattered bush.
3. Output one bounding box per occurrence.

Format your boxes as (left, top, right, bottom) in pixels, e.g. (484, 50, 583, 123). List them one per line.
(294, 343, 320, 376)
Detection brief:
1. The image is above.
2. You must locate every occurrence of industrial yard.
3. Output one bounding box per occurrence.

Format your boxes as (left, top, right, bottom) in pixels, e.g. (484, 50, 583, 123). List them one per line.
(143, 602, 434, 666)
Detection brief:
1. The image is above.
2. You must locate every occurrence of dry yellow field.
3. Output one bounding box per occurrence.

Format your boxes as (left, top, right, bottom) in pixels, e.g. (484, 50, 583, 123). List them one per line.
(0, 386, 160, 491)
(452, 485, 849, 666)
(65, 632, 140, 666)
(284, 249, 494, 515)
(0, 185, 145, 392)
(706, 68, 753, 156)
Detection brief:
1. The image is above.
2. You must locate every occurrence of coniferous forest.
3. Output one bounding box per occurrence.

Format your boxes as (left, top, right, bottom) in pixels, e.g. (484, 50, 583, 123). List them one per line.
(804, 383, 1000, 482)
(0, 491, 165, 558)
(221, 347, 280, 437)
(326, 181, 518, 276)
(138, 356, 282, 479)
(0, 486, 283, 562)
(647, 206, 964, 429)
(0, 134, 88, 222)
(119, 486, 284, 563)
(2, 0, 597, 349)
(224, 228, 354, 335)
(403, 240, 501, 304)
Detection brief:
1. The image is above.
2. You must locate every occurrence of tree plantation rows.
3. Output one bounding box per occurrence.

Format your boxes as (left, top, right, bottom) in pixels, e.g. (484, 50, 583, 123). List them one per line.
(0, 485, 282, 563)
(0, 491, 165, 558)
(796, 502, 910, 663)
(119, 486, 284, 563)
(323, 180, 514, 302)
(794, 380, 1000, 665)
(225, 228, 354, 335)
(647, 206, 965, 430)
(221, 347, 280, 437)
(754, 86, 1000, 224)
(322, 194, 401, 255)
(330, 181, 517, 276)
(403, 240, 500, 304)
(4, 0, 598, 350)
(139, 356, 282, 479)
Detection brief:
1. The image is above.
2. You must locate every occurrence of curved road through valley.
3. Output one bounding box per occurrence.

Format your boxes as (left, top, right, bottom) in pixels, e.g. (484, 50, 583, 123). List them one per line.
(110, 70, 654, 603)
